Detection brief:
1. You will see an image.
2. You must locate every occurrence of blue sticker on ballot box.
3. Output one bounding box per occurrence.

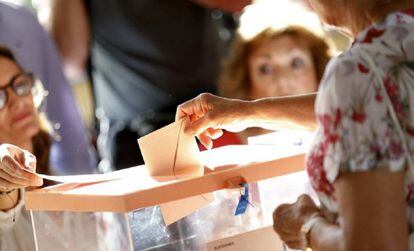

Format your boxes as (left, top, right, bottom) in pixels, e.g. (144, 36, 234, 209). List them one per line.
(234, 183, 253, 216)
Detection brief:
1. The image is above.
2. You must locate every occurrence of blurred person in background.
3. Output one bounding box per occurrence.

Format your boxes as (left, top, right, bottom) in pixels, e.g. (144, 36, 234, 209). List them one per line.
(0, 45, 115, 251)
(0, 45, 49, 250)
(48, 0, 251, 171)
(47, 1, 253, 250)
(215, 26, 331, 146)
(209, 1, 332, 148)
(0, 1, 97, 175)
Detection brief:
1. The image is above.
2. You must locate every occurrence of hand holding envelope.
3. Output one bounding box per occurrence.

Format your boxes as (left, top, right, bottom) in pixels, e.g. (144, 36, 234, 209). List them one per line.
(138, 118, 203, 181)
(0, 144, 43, 190)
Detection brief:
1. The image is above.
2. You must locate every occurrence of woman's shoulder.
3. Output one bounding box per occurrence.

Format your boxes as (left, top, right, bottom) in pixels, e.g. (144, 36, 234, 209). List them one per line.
(322, 9, 414, 88)
(318, 52, 365, 99)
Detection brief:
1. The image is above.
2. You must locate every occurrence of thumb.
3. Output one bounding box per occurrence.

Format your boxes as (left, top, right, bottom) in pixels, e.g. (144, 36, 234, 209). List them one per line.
(23, 151, 37, 172)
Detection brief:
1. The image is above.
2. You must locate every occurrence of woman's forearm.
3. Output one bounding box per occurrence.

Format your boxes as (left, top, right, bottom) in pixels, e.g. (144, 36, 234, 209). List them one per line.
(0, 190, 19, 211)
(245, 92, 317, 131)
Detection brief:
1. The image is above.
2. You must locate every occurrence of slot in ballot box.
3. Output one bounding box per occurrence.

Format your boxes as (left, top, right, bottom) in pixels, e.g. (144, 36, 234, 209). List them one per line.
(26, 145, 307, 251)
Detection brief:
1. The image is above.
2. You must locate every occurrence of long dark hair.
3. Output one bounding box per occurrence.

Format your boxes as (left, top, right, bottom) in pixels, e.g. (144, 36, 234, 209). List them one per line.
(0, 45, 51, 175)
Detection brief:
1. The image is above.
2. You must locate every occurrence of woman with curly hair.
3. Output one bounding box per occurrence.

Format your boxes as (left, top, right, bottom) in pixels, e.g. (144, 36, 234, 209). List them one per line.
(216, 24, 332, 145)
(220, 26, 331, 100)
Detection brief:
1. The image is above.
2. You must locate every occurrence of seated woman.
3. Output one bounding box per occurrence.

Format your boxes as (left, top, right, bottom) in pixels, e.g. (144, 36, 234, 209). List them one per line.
(0, 46, 46, 250)
(212, 24, 332, 147)
(0, 2, 97, 175)
(0, 46, 120, 251)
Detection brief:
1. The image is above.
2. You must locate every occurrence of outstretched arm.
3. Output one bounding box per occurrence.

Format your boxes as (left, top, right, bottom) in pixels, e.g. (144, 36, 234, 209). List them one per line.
(249, 93, 317, 131)
(176, 92, 317, 148)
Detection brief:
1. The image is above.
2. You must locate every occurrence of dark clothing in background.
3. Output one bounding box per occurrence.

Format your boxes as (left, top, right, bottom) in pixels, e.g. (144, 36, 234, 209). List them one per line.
(88, 2, 235, 250)
(89, 0, 232, 171)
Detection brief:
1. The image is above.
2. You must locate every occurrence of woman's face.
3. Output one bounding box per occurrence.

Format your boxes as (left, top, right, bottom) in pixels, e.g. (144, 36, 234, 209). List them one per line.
(248, 35, 318, 99)
(0, 57, 39, 145)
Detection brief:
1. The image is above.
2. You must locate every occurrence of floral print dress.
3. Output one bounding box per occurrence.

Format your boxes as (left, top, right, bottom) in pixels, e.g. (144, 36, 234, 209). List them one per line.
(306, 9, 414, 241)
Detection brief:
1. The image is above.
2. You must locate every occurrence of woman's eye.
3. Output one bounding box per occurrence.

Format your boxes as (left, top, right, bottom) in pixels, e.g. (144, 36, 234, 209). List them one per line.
(14, 81, 31, 96)
(291, 57, 306, 69)
(258, 64, 273, 75)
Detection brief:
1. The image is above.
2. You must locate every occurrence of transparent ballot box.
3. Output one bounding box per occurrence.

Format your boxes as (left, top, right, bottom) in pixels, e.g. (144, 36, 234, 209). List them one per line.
(26, 145, 307, 251)
(30, 211, 133, 251)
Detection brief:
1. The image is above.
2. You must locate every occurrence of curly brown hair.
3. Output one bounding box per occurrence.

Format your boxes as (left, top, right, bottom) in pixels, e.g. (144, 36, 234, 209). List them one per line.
(0, 45, 51, 175)
(219, 26, 332, 99)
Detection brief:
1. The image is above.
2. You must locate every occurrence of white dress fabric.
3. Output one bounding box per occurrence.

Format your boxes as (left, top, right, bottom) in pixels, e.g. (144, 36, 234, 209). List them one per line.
(306, 9, 414, 247)
(0, 190, 36, 251)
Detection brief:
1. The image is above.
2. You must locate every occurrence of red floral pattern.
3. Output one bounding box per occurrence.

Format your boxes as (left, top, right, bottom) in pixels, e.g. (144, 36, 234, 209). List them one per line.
(402, 9, 414, 17)
(307, 146, 335, 197)
(307, 110, 341, 198)
(375, 92, 383, 102)
(351, 111, 366, 123)
(307, 10, 414, 214)
(384, 76, 405, 121)
(358, 63, 370, 74)
(360, 28, 386, 44)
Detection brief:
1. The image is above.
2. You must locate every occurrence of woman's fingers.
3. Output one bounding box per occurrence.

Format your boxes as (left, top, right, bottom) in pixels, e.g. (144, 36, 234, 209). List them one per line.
(198, 132, 213, 150)
(1, 155, 42, 187)
(2, 156, 28, 180)
(2, 144, 37, 172)
(284, 240, 302, 250)
(6, 144, 26, 166)
(296, 194, 316, 207)
(178, 93, 221, 134)
(276, 227, 302, 250)
(0, 169, 31, 187)
(23, 151, 37, 172)
(272, 194, 321, 251)
(184, 113, 215, 136)
(176, 93, 212, 121)
(178, 93, 246, 140)
(206, 128, 223, 140)
(0, 144, 42, 188)
(194, 127, 224, 150)
(0, 177, 25, 190)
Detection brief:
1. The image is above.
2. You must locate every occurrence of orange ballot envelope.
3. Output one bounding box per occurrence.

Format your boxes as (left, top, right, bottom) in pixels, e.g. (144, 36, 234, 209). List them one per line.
(137, 118, 203, 181)
(138, 118, 213, 225)
(25, 120, 306, 223)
